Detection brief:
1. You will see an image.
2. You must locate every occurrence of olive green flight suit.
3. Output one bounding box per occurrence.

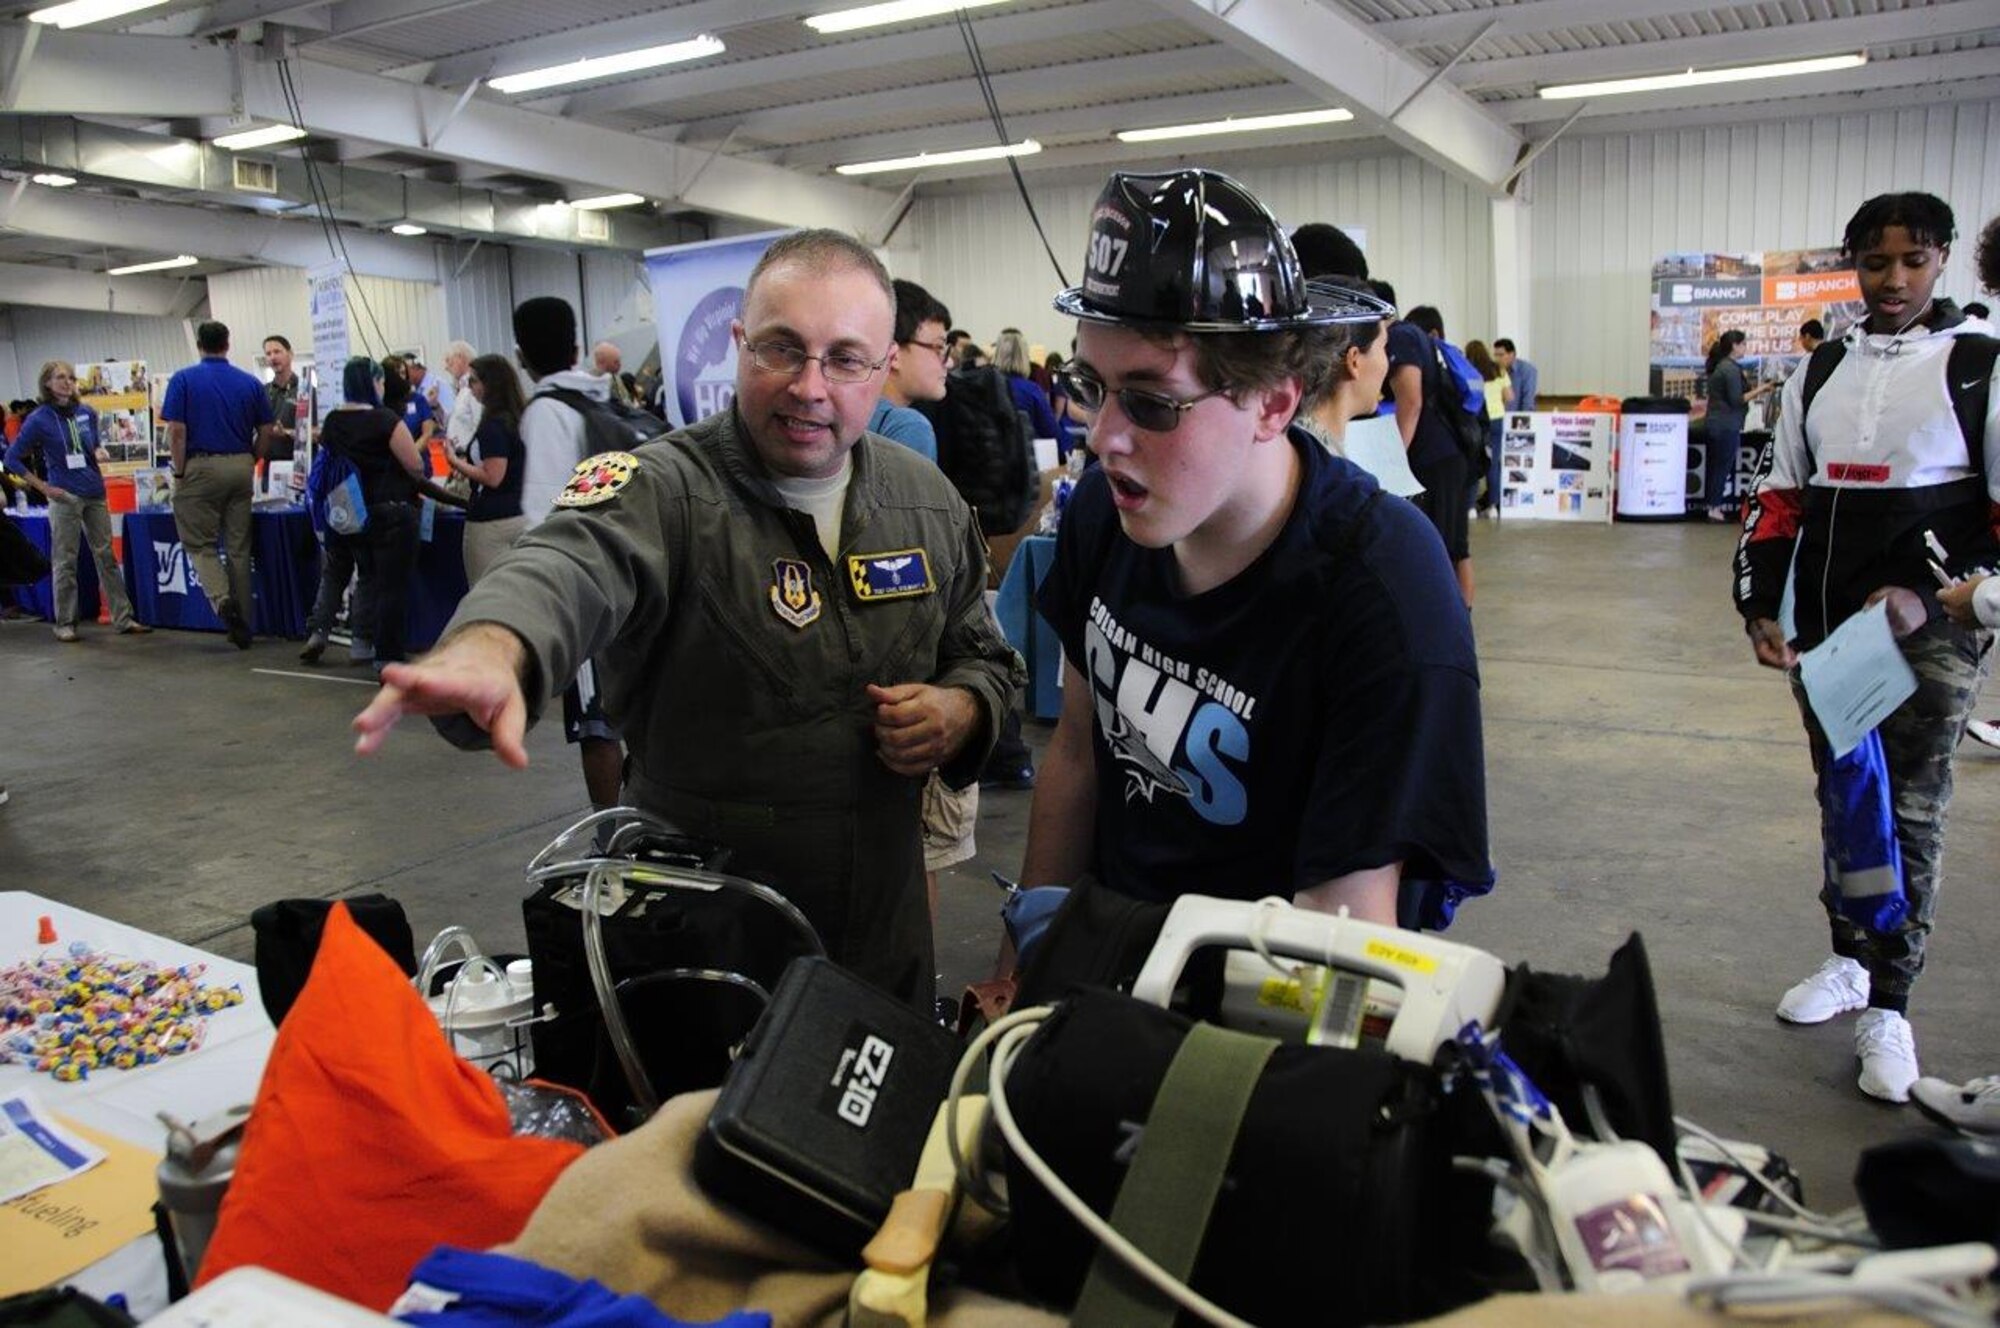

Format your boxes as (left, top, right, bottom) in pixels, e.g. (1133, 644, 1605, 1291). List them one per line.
(444, 408, 1025, 1007)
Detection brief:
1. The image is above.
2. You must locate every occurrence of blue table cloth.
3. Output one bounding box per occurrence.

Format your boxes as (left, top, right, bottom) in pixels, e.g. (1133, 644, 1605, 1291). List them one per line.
(3, 508, 102, 622)
(121, 505, 321, 636)
(995, 534, 1062, 720)
(120, 504, 468, 645)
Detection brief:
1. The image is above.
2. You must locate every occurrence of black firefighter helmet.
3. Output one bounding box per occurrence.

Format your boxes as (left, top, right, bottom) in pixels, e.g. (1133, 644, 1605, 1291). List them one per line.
(1053, 169, 1388, 332)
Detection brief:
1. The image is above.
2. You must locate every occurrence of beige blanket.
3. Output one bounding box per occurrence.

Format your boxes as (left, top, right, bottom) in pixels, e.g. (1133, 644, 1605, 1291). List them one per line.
(506, 1090, 1919, 1327)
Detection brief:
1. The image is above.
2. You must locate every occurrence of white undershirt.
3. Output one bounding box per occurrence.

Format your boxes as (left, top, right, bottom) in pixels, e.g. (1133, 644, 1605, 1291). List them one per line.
(770, 458, 853, 562)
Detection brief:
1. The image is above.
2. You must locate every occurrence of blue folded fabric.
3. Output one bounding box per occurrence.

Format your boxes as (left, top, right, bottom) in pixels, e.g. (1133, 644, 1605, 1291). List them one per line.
(1821, 728, 1907, 932)
(393, 1248, 771, 1328)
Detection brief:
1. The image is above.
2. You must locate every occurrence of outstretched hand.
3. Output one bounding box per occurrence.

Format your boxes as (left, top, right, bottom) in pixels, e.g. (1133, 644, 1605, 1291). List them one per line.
(352, 623, 531, 768)
(866, 682, 977, 777)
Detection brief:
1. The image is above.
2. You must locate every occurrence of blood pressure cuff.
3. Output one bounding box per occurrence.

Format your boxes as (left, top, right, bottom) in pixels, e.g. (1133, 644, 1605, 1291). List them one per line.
(998, 990, 1493, 1325)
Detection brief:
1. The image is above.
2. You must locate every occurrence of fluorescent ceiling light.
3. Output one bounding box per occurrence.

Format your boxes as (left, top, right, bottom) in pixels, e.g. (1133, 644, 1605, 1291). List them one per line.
(214, 123, 308, 151)
(491, 35, 725, 94)
(1540, 52, 1867, 99)
(805, 0, 1008, 35)
(1115, 108, 1353, 143)
(391, 223, 428, 236)
(28, 0, 169, 28)
(837, 138, 1040, 176)
(30, 173, 77, 187)
(107, 254, 197, 275)
(569, 193, 646, 210)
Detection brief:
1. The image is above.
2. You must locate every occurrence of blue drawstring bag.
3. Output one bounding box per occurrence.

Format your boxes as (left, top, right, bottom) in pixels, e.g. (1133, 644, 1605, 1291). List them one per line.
(1821, 728, 1907, 931)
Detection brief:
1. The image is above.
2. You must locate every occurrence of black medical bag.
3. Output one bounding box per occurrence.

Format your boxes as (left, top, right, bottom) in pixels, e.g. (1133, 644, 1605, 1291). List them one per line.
(999, 989, 1493, 1325)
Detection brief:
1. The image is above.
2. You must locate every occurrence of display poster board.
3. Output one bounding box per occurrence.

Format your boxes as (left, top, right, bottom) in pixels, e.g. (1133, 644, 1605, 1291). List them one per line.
(643, 231, 787, 429)
(74, 361, 153, 476)
(1495, 411, 1614, 521)
(1649, 249, 1863, 409)
(308, 261, 350, 414)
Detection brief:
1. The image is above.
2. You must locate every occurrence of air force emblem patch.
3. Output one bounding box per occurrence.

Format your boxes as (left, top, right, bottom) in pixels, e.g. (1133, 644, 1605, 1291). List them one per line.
(848, 548, 934, 602)
(554, 451, 639, 508)
(770, 558, 823, 628)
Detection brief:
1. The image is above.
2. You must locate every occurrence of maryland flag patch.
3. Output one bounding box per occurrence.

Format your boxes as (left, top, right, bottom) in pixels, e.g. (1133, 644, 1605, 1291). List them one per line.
(554, 451, 640, 508)
(848, 548, 934, 602)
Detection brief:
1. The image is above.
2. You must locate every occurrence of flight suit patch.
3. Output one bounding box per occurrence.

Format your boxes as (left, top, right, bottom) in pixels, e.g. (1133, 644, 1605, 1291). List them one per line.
(554, 451, 639, 508)
(848, 548, 934, 602)
(770, 558, 823, 628)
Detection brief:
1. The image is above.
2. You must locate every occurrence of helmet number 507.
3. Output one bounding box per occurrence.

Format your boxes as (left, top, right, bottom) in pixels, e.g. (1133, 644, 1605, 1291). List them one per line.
(1090, 233, 1129, 278)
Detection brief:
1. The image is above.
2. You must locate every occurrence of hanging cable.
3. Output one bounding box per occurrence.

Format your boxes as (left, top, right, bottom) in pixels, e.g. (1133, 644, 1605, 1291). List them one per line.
(954, 8, 1068, 288)
(277, 57, 391, 357)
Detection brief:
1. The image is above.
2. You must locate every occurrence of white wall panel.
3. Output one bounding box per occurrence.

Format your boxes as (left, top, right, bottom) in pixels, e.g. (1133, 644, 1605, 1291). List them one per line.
(442, 244, 516, 359)
(506, 247, 583, 317)
(205, 266, 309, 369)
(0, 311, 22, 401)
(351, 273, 448, 366)
(580, 251, 651, 337)
(8, 306, 196, 389)
(904, 157, 1495, 358)
(207, 265, 447, 370)
(1525, 100, 2000, 398)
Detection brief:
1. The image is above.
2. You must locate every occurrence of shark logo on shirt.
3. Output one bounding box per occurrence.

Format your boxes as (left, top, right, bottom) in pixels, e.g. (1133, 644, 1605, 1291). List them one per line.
(1104, 712, 1192, 805)
(1083, 602, 1253, 826)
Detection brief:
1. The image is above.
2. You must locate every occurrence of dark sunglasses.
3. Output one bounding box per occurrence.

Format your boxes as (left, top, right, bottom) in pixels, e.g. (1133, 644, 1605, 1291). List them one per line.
(1056, 367, 1225, 433)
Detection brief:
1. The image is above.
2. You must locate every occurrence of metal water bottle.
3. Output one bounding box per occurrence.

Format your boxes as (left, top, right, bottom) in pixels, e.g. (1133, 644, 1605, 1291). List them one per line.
(155, 1104, 252, 1282)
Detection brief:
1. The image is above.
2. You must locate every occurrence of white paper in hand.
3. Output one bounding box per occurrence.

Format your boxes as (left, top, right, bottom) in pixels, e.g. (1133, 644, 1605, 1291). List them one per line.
(1797, 599, 1918, 758)
(1328, 414, 1424, 497)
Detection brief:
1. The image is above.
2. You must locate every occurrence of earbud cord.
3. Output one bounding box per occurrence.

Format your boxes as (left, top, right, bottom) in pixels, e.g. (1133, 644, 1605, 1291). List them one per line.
(1879, 297, 1934, 354)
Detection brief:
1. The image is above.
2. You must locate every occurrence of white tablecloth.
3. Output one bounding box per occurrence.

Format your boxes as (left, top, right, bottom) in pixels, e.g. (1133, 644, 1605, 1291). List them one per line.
(0, 891, 275, 1317)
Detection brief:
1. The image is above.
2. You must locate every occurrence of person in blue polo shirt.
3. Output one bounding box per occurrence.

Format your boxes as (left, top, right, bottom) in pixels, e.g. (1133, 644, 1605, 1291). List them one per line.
(161, 320, 276, 649)
(3, 359, 149, 642)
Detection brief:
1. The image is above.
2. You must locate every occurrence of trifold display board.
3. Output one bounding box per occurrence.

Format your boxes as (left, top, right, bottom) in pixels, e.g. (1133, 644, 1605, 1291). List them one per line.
(76, 361, 153, 476)
(1494, 412, 1614, 522)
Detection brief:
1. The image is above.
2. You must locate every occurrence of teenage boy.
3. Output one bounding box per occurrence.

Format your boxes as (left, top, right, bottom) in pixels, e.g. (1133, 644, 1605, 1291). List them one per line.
(1021, 169, 1492, 929)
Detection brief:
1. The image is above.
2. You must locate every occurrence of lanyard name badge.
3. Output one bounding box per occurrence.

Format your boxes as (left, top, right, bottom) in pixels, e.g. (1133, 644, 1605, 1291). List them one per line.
(63, 416, 88, 469)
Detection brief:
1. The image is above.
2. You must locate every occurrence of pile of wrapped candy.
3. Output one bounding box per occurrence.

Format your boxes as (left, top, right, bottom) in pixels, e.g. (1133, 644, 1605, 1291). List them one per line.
(0, 944, 246, 1082)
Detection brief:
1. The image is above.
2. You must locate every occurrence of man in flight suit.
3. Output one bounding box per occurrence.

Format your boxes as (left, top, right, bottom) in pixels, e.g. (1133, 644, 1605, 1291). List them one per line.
(353, 230, 1023, 1006)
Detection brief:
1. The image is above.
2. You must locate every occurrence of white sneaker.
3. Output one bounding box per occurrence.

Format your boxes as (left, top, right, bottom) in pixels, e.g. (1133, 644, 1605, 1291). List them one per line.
(1775, 955, 1870, 1024)
(1910, 1075, 2000, 1133)
(1964, 718, 2000, 750)
(1855, 1009, 1918, 1103)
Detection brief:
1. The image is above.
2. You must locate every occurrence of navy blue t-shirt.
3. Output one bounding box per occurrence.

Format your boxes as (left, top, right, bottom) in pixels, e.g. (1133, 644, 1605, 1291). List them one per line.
(161, 356, 273, 455)
(466, 414, 526, 522)
(1385, 321, 1462, 468)
(1036, 428, 1491, 923)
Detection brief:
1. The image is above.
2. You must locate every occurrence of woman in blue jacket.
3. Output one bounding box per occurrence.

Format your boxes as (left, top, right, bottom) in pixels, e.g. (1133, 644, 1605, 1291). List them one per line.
(1, 360, 147, 641)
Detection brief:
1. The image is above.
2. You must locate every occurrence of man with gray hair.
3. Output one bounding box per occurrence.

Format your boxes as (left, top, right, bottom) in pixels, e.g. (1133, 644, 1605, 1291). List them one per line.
(440, 339, 481, 466)
(353, 229, 1024, 1007)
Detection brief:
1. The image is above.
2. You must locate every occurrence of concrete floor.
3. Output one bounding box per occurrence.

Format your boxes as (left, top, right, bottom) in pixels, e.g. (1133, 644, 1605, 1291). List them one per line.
(3, 516, 1996, 1213)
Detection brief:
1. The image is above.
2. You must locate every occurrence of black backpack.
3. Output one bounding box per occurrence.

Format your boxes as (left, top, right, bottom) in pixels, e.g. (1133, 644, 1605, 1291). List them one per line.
(535, 385, 668, 455)
(935, 365, 1037, 535)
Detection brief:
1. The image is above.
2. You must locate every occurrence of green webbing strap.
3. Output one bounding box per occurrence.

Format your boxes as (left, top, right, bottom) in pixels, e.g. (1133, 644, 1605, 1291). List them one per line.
(1069, 1021, 1279, 1328)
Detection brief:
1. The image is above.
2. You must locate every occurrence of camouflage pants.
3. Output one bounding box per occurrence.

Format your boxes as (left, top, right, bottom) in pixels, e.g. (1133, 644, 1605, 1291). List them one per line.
(1789, 617, 1992, 1005)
